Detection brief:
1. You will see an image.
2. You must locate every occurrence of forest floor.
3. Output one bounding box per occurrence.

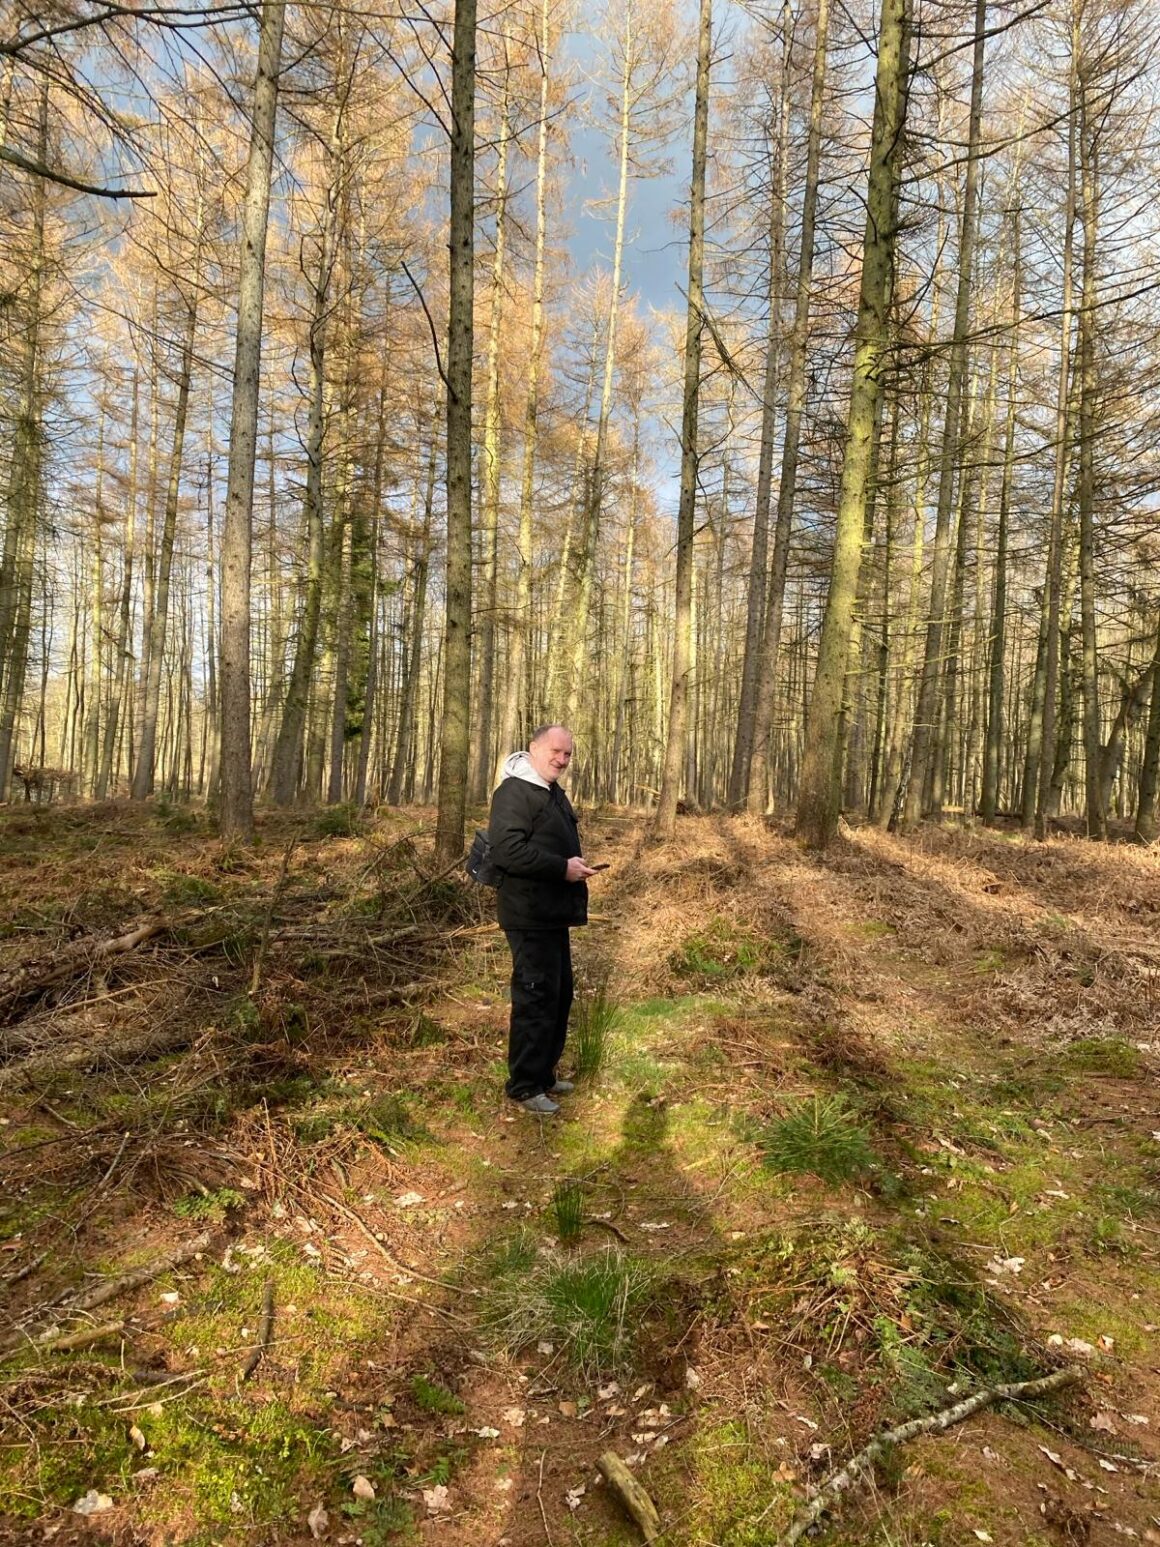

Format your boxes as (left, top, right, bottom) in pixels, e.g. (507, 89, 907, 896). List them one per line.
(1, 802, 1158, 1547)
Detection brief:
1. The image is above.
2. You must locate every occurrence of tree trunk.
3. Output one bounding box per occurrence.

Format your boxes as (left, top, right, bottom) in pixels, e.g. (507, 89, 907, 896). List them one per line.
(267, 85, 348, 806)
(470, 39, 512, 801)
(219, 0, 286, 842)
(1077, 59, 1103, 840)
(655, 0, 712, 839)
(744, 0, 832, 814)
(795, 0, 911, 849)
(729, 0, 793, 805)
(982, 211, 1020, 825)
(1134, 614, 1160, 842)
(495, 0, 551, 778)
(902, 0, 986, 827)
(1034, 52, 1078, 838)
(132, 296, 197, 801)
(434, 0, 477, 866)
(0, 86, 47, 799)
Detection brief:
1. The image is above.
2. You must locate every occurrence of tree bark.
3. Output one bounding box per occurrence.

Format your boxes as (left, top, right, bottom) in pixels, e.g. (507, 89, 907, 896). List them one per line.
(655, 0, 712, 838)
(902, 0, 986, 827)
(794, 0, 911, 848)
(744, 0, 832, 814)
(219, 0, 286, 842)
(434, 0, 477, 866)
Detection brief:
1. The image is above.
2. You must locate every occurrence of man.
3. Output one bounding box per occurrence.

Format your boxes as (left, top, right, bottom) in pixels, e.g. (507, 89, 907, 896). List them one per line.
(488, 724, 595, 1114)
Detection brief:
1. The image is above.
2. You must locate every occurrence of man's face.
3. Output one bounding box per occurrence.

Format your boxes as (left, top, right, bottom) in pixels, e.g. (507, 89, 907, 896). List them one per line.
(528, 728, 573, 784)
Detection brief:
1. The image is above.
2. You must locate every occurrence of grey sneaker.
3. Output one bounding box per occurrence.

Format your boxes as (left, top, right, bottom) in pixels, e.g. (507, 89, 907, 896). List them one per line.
(519, 1093, 560, 1115)
(550, 1078, 575, 1095)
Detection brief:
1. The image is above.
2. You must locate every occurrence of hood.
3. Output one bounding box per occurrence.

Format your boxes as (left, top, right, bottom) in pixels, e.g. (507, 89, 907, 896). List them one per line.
(501, 751, 551, 789)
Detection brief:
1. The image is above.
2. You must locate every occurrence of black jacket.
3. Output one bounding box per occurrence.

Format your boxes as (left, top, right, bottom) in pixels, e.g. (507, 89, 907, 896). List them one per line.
(488, 776, 588, 931)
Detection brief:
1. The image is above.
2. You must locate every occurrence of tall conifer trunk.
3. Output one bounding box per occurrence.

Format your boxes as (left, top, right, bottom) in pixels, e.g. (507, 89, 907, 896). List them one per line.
(655, 0, 712, 837)
(795, 0, 911, 849)
(434, 0, 477, 864)
(219, 0, 285, 841)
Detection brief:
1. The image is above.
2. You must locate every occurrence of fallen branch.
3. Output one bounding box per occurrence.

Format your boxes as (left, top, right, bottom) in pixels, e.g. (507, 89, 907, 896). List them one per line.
(250, 835, 299, 997)
(0, 915, 171, 1023)
(0, 1232, 211, 1356)
(0, 1021, 197, 1095)
(93, 1368, 207, 1408)
(585, 1217, 630, 1244)
(36, 1320, 125, 1354)
(597, 1450, 661, 1543)
(241, 1278, 275, 1382)
(777, 1365, 1085, 1546)
(537, 1449, 554, 1547)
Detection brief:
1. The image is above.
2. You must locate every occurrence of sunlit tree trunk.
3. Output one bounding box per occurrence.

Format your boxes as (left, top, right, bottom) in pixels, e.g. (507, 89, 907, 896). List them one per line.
(795, 0, 911, 849)
(434, 0, 477, 865)
(495, 0, 551, 777)
(470, 36, 512, 800)
(268, 79, 348, 805)
(0, 86, 47, 799)
(902, 0, 986, 826)
(730, 0, 793, 805)
(744, 0, 831, 814)
(1077, 57, 1104, 840)
(219, 0, 285, 841)
(655, 0, 711, 838)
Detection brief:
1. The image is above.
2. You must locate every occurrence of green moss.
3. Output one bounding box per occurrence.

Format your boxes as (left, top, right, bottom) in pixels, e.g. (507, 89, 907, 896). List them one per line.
(670, 1419, 796, 1545)
(856, 919, 895, 939)
(671, 918, 799, 986)
(1060, 1037, 1142, 1078)
(149, 869, 224, 907)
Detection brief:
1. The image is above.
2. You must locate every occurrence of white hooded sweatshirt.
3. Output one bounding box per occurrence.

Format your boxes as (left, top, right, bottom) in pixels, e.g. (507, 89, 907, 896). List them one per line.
(501, 750, 551, 789)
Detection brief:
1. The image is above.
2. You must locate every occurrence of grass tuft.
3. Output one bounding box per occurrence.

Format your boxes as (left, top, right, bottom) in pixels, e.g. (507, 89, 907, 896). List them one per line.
(571, 980, 619, 1079)
(482, 1245, 652, 1378)
(550, 1178, 585, 1243)
(759, 1093, 876, 1185)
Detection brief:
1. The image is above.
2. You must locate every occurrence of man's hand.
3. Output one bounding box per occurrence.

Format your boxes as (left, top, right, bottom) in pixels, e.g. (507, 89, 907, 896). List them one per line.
(565, 856, 596, 882)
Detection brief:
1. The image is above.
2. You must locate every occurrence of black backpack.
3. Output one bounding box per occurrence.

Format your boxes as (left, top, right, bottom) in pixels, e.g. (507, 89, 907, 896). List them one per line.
(464, 829, 501, 887)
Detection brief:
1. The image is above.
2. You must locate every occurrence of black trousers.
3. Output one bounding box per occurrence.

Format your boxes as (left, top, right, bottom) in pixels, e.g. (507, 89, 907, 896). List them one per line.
(503, 928, 573, 1099)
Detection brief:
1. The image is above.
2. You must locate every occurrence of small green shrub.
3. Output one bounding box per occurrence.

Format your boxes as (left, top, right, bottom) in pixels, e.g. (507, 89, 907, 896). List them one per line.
(407, 1012, 448, 1047)
(410, 1375, 464, 1416)
(571, 982, 619, 1078)
(354, 1093, 431, 1146)
(158, 871, 223, 906)
(230, 996, 262, 1038)
(172, 1187, 246, 1223)
(311, 803, 363, 839)
(550, 1179, 585, 1243)
(759, 1094, 876, 1185)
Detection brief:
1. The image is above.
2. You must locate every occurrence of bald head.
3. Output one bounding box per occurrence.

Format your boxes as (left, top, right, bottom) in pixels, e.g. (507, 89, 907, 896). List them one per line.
(528, 725, 573, 784)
